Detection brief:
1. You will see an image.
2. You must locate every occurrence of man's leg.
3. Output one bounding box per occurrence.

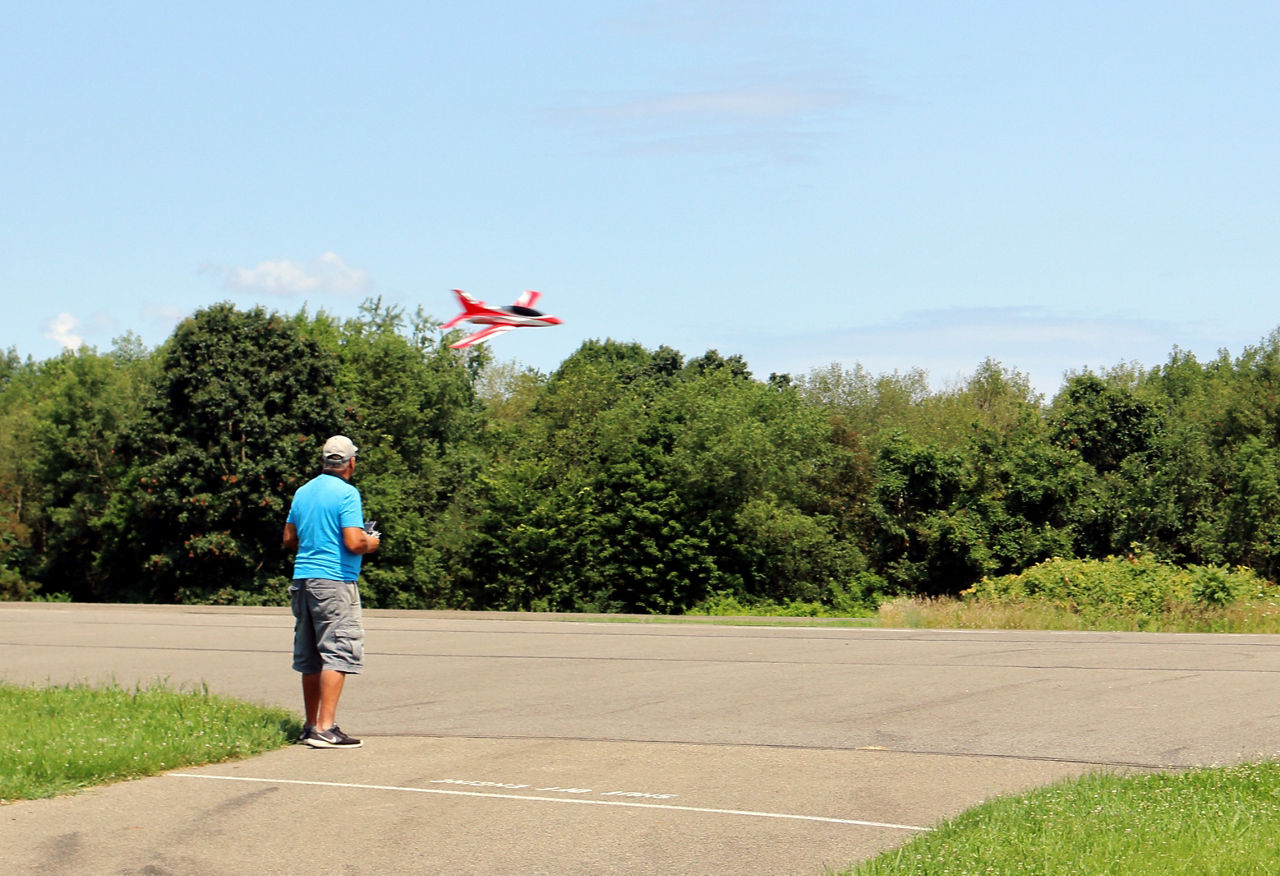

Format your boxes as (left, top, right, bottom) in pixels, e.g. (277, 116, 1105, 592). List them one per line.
(301, 672, 322, 729)
(302, 670, 347, 729)
(292, 581, 320, 732)
(316, 668, 346, 731)
(302, 580, 363, 747)
(304, 669, 359, 747)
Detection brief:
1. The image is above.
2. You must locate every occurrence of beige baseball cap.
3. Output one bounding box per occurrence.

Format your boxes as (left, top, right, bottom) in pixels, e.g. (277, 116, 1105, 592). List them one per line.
(322, 435, 358, 465)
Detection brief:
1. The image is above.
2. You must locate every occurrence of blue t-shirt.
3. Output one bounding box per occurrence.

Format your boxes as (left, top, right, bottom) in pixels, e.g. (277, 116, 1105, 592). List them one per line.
(287, 473, 365, 581)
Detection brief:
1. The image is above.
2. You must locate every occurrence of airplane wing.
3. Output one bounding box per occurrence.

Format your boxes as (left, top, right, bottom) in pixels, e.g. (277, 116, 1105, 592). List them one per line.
(515, 290, 541, 309)
(449, 324, 513, 349)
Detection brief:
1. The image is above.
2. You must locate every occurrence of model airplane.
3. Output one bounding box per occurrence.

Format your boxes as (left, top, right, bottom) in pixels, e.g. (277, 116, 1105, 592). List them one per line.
(441, 289, 562, 349)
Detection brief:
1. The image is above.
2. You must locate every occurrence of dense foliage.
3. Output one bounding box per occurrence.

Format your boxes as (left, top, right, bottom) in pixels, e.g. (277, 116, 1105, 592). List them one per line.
(968, 556, 1271, 612)
(4, 301, 1280, 612)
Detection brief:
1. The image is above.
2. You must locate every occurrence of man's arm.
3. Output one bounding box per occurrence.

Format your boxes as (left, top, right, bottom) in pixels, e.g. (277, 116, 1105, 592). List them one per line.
(342, 527, 380, 555)
(283, 523, 299, 551)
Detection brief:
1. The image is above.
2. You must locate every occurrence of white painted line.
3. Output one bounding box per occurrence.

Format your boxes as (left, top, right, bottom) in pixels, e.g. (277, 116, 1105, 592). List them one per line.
(168, 772, 931, 832)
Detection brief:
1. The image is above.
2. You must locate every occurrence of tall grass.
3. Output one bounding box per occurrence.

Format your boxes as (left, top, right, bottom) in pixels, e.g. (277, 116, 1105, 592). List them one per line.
(846, 762, 1280, 875)
(877, 594, 1280, 633)
(0, 680, 299, 802)
(878, 555, 1280, 633)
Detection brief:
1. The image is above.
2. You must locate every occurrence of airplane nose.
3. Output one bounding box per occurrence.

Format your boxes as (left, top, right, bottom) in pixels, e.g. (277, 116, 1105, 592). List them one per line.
(545, 316, 563, 325)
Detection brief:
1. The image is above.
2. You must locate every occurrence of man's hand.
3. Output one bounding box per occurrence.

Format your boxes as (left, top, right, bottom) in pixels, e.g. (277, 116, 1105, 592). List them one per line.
(283, 523, 299, 551)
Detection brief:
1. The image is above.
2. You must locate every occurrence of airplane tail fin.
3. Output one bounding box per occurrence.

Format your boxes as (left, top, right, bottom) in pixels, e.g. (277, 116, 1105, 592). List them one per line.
(440, 289, 483, 330)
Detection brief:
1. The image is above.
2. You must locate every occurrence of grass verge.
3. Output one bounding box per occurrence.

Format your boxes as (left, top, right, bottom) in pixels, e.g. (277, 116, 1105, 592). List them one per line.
(876, 555, 1280, 633)
(0, 680, 299, 802)
(843, 762, 1280, 875)
(876, 595, 1280, 633)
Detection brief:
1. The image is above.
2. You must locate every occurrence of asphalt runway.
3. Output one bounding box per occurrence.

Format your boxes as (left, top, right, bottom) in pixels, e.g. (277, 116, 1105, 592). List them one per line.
(3, 604, 1280, 874)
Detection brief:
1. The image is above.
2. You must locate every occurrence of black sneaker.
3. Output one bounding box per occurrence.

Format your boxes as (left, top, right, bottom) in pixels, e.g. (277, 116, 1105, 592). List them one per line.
(306, 725, 362, 749)
(298, 725, 314, 744)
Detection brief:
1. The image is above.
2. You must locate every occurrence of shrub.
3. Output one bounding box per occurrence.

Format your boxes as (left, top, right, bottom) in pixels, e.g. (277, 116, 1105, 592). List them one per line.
(1188, 564, 1242, 606)
(0, 566, 37, 601)
(966, 554, 1271, 613)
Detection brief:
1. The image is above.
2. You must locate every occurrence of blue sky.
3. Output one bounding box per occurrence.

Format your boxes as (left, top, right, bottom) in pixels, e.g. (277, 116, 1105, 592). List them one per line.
(3, 1, 1278, 397)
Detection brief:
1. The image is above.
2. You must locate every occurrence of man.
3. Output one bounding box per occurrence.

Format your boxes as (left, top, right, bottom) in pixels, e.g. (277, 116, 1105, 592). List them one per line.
(282, 435, 380, 749)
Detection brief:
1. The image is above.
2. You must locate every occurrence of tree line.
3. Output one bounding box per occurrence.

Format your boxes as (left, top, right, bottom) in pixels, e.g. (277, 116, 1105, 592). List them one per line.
(4, 299, 1280, 613)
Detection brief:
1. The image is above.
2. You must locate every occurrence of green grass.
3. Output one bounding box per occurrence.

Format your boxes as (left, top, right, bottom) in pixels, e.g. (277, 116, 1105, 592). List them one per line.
(843, 762, 1280, 875)
(580, 613, 879, 628)
(875, 594, 1280, 634)
(870, 555, 1280, 634)
(0, 680, 300, 802)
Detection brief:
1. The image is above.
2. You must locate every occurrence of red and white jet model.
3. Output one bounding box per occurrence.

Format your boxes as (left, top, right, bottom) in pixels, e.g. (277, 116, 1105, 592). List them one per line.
(441, 289, 563, 349)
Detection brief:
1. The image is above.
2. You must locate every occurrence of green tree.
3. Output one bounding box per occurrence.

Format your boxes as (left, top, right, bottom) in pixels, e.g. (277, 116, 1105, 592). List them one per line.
(869, 432, 976, 594)
(101, 304, 341, 603)
(1051, 372, 1159, 474)
(323, 299, 486, 608)
(448, 341, 868, 613)
(0, 350, 37, 598)
(1214, 437, 1280, 578)
(0, 341, 151, 600)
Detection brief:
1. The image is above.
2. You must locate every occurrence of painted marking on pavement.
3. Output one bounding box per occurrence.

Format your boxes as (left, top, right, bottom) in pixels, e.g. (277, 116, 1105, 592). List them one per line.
(168, 772, 931, 832)
(427, 777, 677, 798)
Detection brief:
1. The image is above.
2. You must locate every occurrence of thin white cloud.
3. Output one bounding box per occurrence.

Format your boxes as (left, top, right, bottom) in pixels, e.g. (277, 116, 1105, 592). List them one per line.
(43, 312, 84, 350)
(552, 78, 868, 159)
(207, 252, 373, 298)
(585, 84, 847, 123)
(142, 304, 187, 332)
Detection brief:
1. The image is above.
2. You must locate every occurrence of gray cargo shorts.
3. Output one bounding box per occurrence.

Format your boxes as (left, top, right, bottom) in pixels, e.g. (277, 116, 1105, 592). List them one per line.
(290, 578, 364, 674)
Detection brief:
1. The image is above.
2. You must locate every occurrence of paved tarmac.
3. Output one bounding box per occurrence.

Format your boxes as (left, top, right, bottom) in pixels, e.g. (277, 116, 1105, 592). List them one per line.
(2, 603, 1280, 874)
